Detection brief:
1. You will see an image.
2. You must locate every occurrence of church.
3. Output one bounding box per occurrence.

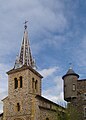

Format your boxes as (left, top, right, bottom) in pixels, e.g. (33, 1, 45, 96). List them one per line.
(0, 23, 65, 120)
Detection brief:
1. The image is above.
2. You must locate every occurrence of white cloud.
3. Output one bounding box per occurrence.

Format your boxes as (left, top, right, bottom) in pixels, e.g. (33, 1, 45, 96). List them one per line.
(0, 63, 10, 100)
(44, 35, 66, 49)
(38, 67, 66, 106)
(0, 104, 3, 113)
(39, 66, 58, 78)
(72, 36, 86, 67)
(42, 73, 66, 107)
(0, 63, 11, 113)
(43, 91, 66, 107)
(0, 0, 69, 58)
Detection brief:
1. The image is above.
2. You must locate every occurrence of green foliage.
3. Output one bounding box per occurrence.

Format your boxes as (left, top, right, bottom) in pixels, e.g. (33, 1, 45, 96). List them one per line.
(56, 103, 79, 120)
(58, 111, 67, 120)
(65, 103, 79, 120)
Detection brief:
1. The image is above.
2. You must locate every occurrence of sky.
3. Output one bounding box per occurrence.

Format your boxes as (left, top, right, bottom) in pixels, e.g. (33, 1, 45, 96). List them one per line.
(0, 0, 86, 113)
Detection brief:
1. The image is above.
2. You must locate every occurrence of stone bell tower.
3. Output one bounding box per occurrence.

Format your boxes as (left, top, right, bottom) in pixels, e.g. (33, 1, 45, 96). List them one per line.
(62, 67, 79, 102)
(2, 22, 43, 120)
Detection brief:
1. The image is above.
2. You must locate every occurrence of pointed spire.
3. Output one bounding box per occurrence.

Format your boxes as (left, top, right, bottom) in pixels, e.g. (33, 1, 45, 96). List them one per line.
(14, 21, 36, 69)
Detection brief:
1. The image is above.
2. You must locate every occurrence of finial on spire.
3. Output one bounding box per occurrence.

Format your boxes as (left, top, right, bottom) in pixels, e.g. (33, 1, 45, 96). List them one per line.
(69, 62, 73, 69)
(24, 20, 28, 30)
(32, 58, 37, 69)
(14, 55, 21, 69)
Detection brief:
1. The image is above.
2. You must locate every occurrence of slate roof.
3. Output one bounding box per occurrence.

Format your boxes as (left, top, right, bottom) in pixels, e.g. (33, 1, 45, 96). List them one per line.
(62, 68, 79, 79)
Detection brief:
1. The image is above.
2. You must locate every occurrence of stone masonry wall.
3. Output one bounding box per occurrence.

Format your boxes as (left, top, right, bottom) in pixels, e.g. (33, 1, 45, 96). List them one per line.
(3, 67, 42, 120)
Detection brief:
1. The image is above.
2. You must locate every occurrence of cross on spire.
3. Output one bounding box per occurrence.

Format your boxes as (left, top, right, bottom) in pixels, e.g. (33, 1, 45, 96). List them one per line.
(24, 20, 28, 30)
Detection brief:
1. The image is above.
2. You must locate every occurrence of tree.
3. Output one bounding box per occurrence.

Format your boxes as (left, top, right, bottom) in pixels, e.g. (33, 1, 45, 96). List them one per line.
(56, 102, 79, 120)
(65, 103, 79, 120)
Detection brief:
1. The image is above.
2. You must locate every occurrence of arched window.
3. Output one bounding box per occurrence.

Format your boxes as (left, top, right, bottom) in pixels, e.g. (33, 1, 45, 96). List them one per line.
(20, 76, 22, 88)
(73, 84, 76, 91)
(14, 78, 18, 89)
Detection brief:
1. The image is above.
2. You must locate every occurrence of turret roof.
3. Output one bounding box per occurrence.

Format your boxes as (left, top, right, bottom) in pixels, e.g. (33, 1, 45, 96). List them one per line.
(62, 68, 79, 79)
(66, 68, 76, 74)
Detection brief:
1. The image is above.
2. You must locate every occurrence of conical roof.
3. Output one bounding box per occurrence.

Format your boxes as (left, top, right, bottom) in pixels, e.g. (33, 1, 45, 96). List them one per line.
(66, 68, 76, 74)
(62, 68, 79, 79)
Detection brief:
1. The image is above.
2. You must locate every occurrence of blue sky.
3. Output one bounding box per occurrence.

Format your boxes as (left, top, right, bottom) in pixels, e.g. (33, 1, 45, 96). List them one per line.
(0, 0, 86, 113)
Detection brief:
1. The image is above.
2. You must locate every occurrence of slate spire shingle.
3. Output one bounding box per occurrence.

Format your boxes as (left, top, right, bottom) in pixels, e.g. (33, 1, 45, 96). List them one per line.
(14, 21, 36, 69)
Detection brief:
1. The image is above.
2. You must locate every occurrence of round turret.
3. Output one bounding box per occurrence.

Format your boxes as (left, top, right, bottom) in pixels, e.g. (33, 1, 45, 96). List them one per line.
(62, 68, 79, 102)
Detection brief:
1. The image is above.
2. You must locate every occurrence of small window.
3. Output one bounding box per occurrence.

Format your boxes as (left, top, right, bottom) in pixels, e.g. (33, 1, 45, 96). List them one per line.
(20, 76, 22, 88)
(50, 104, 52, 109)
(84, 107, 86, 117)
(84, 93, 86, 100)
(35, 80, 38, 90)
(73, 84, 76, 91)
(14, 78, 18, 89)
(17, 103, 20, 111)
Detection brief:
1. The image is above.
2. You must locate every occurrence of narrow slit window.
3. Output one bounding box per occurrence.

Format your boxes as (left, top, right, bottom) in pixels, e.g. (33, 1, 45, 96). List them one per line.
(35, 80, 38, 91)
(73, 84, 76, 91)
(20, 76, 22, 88)
(84, 107, 86, 117)
(14, 78, 18, 89)
(17, 103, 20, 111)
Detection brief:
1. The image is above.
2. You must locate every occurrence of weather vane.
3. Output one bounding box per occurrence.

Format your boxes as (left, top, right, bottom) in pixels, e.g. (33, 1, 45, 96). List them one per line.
(24, 20, 28, 29)
(69, 62, 73, 69)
